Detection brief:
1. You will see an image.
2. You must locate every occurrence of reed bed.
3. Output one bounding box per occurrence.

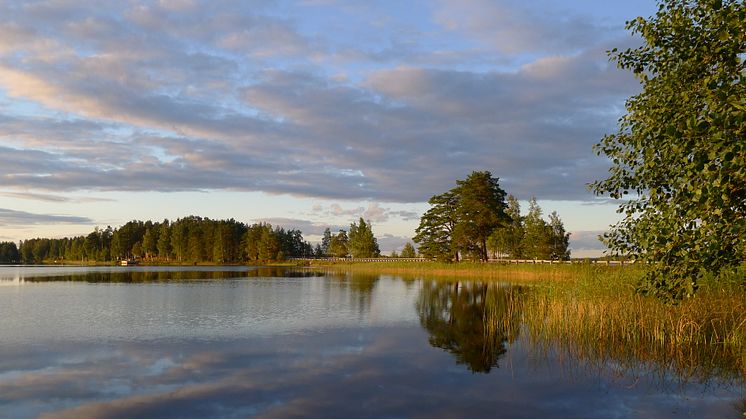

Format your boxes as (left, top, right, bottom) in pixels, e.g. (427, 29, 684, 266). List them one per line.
(312, 260, 578, 282)
(322, 262, 745, 380)
(511, 266, 746, 380)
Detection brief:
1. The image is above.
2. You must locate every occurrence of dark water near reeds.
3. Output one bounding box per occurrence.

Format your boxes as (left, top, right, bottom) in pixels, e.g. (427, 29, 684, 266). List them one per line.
(0, 266, 743, 418)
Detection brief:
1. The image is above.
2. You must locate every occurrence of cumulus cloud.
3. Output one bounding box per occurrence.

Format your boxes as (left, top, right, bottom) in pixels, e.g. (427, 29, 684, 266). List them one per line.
(310, 202, 419, 223)
(0, 0, 641, 203)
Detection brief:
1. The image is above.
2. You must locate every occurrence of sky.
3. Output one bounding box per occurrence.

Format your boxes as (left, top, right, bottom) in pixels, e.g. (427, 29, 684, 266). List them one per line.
(0, 0, 657, 257)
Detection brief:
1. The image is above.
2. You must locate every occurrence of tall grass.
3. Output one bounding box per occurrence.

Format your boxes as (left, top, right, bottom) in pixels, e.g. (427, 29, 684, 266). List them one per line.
(312, 260, 580, 282)
(322, 262, 745, 380)
(497, 265, 746, 380)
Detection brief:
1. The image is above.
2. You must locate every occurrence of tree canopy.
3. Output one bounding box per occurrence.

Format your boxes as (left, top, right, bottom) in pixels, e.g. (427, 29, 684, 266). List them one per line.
(591, 0, 746, 301)
(414, 190, 460, 261)
(329, 229, 350, 258)
(16, 217, 313, 264)
(400, 242, 417, 258)
(452, 171, 510, 261)
(486, 196, 570, 261)
(415, 171, 512, 262)
(0, 241, 20, 263)
(348, 218, 381, 258)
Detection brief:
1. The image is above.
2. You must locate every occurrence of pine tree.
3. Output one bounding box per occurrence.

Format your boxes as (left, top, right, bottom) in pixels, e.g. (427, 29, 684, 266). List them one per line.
(348, 218, 380, 258)
(548, 211, 570, 260)
(400, 242, 417, 258)
(522, 198, 551, 260)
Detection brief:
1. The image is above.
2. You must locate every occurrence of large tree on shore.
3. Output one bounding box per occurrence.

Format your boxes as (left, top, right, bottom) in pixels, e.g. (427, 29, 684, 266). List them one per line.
(591, 0, 746, 301)
(414, 190, 460, 261)
(452, 171, 510, 261)
(415, 171, 509, 262)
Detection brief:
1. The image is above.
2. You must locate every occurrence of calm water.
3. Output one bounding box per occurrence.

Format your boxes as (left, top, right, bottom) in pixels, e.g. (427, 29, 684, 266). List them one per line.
(0, 266, 743, 418)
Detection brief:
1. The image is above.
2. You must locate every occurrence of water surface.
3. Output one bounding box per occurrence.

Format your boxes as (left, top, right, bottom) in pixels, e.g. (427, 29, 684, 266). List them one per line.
(0, 266, 743, 418)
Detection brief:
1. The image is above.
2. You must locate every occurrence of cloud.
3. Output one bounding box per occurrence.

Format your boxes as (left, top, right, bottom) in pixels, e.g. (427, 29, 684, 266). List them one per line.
(377, 234, 414, 254)
(0, 208, 93, 225)
(310, 202, 420, 223)
(0, 1, 640, 203)
(569, 230, 607, 252)
(433, 0, 612, 54)
(0, 191, 114, 203)
(329, 202, 389, 223)
(387, 210, 420, 221)
(254, 217, 339, 236)
(329, 203, 365, 218)
(362, 203, 388, 222)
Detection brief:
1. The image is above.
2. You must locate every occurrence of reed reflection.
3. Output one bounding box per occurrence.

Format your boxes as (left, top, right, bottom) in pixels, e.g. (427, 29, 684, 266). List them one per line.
(416, 281, 523, 373)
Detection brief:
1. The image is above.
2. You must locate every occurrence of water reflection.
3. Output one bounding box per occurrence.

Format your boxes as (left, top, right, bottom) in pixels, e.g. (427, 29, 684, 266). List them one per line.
(417, 281, 523, 373)
(323, 270, 381, 316)
(3, 327, 742, 419)
(0, 266, 323, 283)
(0, 267, 742, 418)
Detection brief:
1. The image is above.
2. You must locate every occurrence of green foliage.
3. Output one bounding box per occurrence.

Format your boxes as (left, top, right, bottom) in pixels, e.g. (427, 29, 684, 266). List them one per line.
(452, 171, 510, 261)
(485, 196, 571, 261)
(400, 242, 417, 258)
(313, 243, 324, 257)
(348, 218, 380, 258)
(245, 223, 305, 262)
(83, 226, 113, 261)
(329, 230, 350, 258)
(522, 198, 552, 259)
(0, 241, 20, 263)
(487, 195, 524, 259)
(157, 220, 171, 260)
(258, 226, 280, 261)
(414, 190, 459, 262)
(16, 216, 312, 265)
(142, 227, 158, 260)
(417, 173, 571, 262)
(548, 211, 570, 260)
(321, 228, 332, 256)
(415, 171, 509, 262)
(591, 0, 746, 301)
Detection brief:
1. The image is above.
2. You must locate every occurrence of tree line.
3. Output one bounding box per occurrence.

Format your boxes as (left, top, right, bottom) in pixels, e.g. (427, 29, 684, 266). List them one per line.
(1, 174, 571, 265)
(487, 196, 570, 260)
(1, 216, 386, 264)
(6, 216, 315, 264)
(414, 171, 570, 262)
(0, 241, 20, 263)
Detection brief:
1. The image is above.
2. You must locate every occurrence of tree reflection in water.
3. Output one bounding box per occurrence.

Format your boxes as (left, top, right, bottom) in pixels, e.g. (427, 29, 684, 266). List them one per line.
(417, 281, 523, 373)
(323, 270, 381, 316)
(19, 267, 325, 283)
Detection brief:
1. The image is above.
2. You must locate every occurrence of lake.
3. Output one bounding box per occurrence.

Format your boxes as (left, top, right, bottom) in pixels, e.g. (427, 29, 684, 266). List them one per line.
(0, 266, 743, 418)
